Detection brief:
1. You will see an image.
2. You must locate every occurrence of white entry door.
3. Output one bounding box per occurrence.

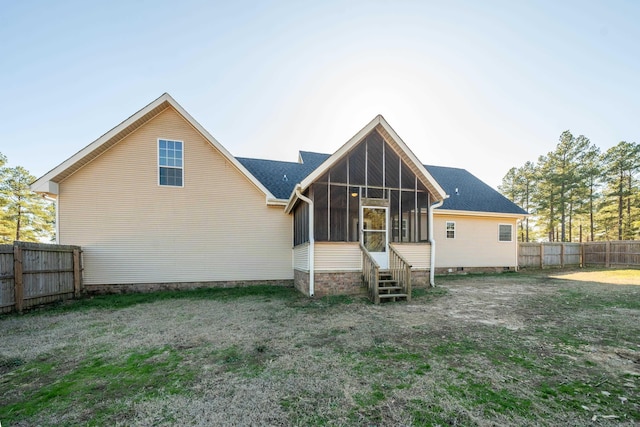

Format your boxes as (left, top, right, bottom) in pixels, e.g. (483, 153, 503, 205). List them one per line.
(361, 206, 389, 269)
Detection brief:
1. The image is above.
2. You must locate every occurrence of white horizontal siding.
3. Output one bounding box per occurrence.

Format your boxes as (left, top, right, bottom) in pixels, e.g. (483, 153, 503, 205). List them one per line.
(59, 107, 293, 285)
(293, 243, 309, 271)
(391, 243, 431, 269)
(315, 242, 361, 271)
(434, 214, 518, 268)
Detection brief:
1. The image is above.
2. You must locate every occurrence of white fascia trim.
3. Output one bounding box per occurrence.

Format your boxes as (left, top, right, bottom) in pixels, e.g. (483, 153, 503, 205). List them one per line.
(377, 115, 447, 200)
(434, 209, 529, 220)
(267, 198, 288, 207)
(298, 115, 380, 191)
(31, 93, 174, 194)
(31, 180, 59, 196)
(163, 95, 277, 202)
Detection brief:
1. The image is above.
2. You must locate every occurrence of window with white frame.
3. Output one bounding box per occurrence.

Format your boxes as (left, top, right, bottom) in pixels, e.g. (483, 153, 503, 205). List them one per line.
(446, 221, 455, 239)
(158, 139, 183, 187)
(499, 224, 512, 242)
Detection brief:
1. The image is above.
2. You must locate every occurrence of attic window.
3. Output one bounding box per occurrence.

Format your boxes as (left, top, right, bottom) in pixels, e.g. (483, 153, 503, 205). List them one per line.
(158, 139, 183, 187)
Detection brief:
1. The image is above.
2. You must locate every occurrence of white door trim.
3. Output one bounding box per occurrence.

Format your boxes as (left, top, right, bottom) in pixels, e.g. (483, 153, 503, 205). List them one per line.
(361, 205, 389, 269)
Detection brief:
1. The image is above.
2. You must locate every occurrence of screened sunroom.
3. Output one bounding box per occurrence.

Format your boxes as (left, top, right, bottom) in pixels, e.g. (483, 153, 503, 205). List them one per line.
(288, 118, 446, 298)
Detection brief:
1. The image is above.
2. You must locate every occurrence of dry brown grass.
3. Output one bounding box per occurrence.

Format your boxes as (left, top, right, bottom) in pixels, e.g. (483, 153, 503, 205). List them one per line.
(551, 268, 640, 285)
(1, 271, 639, 426)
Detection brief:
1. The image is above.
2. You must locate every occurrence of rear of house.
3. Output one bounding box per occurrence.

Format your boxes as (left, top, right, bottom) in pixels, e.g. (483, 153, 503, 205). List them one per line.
(32, 93, 527, 297)
(33, 95, 293, 293)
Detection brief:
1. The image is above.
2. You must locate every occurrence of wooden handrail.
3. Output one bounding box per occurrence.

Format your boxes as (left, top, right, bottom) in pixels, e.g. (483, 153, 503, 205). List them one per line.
(389, 244, 412, 302)
(389, 244, 412, 267)
(360, 243, 380, 304)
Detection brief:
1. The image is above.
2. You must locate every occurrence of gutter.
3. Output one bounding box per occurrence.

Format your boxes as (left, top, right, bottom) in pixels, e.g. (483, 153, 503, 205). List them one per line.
(429, 196, 448, 287)
(294, 185, 315, 297)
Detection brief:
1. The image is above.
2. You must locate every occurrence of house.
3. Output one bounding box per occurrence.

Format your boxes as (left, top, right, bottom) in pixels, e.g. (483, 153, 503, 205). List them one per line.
(32, 93, 527, 300)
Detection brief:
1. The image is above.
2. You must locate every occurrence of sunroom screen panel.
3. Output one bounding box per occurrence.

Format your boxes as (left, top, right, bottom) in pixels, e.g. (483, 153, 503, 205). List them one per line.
(330, 157, 348, 183)
(330, 184, 348, 241)
(385, 145, 400, 188)
(367, 133, 384, 188)
(313, 183, 328, 241)
(348, 143, 366, 186)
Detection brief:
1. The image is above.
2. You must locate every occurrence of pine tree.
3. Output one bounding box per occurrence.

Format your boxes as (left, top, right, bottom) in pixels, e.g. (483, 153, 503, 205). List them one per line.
(0, 165, 55, 242)
(601, 141, 640, 240)
(517, 161, 535, 242)
(532, 154, 559, 242)
(500, 162, 536, 242)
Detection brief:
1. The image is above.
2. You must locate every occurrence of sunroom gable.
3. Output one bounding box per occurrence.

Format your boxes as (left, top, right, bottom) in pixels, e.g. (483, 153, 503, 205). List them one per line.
(285, 115, 446, 213)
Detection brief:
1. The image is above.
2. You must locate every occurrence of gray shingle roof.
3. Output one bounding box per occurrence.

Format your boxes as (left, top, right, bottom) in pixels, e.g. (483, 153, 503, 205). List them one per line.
(424, 165, 527, 214)
(298, 151, 330, 168)
(238, 152, 526, 215)
(237, 151, 329, 199)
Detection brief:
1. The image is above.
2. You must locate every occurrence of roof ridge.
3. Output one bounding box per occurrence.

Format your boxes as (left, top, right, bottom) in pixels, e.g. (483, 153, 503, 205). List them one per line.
(299, 150, 330, 155)
(424, 164, 467, 171)
(236, 156, 301, 165)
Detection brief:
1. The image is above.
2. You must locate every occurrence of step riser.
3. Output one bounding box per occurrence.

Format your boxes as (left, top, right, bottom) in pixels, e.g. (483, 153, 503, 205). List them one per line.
(368, 271, 409, 304)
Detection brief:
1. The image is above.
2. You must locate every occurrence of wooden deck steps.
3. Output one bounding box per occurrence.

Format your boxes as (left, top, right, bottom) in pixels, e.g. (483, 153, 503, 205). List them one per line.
(376, 270, 408, 303)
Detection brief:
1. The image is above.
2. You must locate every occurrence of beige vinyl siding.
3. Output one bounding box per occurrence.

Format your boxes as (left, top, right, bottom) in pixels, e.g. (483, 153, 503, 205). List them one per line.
(391, 243, 431, 269)
(315, 242, 361, 271)
(434, 214, 518, 268)
(293, 243, 310, 271)
(58, 107, 292, 285)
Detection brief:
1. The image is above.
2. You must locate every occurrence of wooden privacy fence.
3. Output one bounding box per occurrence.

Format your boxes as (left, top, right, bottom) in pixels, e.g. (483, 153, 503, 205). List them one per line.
(519, 242, 582, 268)
(583, 241, 640, 267)
(0, 242, 82, 314)
(519, 241, 640, 269)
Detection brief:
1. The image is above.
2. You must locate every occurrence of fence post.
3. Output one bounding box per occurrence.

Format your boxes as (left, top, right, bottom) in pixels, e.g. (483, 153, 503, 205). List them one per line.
(13, 243, 24, 313)
(605, 241, 611, 268)
(560, 243, 565, 268)
(73, 248, 82, 297)
(540, 243, 544, 269)
(581, 243, 585, 268)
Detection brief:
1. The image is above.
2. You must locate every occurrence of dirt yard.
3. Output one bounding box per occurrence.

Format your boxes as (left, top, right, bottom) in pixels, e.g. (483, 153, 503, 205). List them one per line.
(1, 270, 639, 426)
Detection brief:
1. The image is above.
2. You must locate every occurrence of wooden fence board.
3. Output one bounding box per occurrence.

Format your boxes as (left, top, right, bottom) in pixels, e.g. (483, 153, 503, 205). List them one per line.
(518, 243, 542, 268)
(0, 242, 82, 314)
(563, 243, 581, 266)
(0, 245, 15, 313)
(520, 241, 640, 269)
(543, 243, 562, 267)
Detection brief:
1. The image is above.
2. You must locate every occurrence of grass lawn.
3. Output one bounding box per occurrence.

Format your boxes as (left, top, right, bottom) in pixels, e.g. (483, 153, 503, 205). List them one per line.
(1, 271, 639, 426)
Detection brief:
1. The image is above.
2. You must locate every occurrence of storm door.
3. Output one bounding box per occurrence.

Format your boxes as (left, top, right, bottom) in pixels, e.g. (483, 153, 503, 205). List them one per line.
(361, 206, 389, 269)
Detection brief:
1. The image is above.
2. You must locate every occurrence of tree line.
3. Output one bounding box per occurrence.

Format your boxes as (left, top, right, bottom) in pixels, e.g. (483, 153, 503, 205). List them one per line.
(500, 132, 639, 242)
(0, 152, 55, 243)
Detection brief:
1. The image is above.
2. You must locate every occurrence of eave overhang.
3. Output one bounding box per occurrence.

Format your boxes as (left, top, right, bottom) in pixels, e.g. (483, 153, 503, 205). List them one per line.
(434, 209, 529, 220)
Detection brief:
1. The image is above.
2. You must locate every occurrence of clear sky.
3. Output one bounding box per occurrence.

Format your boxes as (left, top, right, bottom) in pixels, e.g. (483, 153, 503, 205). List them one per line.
(1, 0, 638, 188)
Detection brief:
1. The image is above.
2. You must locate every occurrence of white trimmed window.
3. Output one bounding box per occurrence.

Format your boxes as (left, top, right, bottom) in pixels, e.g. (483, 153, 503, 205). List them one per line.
(158, 139, 183, 187)
(446, 221, 455, 239)
(499, 224, 513, 242)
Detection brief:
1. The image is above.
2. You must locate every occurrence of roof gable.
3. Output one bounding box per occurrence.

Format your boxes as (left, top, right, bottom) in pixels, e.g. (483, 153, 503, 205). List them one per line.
(31, 93, 277, 202)
(285, 115, 447, 212)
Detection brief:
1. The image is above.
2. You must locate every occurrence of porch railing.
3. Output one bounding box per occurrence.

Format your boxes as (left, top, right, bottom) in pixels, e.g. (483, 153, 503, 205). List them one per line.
(389, 244, 412, 302)
(360, 243, 380, 304)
